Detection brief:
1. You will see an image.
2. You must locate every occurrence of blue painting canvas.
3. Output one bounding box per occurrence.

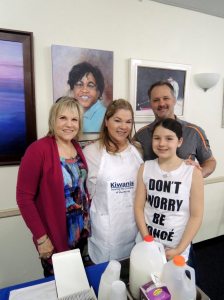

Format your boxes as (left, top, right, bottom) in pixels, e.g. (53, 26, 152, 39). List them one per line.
(0, 40, 26, 156)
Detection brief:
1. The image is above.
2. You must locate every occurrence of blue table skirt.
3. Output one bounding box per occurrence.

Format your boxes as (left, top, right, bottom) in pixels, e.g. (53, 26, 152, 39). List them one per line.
(0, 262, 108, 300)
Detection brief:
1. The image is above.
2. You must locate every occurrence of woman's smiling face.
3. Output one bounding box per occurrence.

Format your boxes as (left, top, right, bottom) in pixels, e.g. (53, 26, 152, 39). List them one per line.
(105, 108, 133, 148)
(54, 107, 80, 143)
(72, 73, 100, 110)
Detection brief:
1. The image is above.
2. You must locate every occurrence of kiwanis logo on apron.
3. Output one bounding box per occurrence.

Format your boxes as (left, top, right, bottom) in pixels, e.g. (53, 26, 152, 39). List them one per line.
(110, 181, 134, 194)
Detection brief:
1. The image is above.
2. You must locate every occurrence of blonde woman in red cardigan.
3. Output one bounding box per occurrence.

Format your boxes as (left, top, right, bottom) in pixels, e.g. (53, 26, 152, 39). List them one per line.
(16, 97, 90, 277)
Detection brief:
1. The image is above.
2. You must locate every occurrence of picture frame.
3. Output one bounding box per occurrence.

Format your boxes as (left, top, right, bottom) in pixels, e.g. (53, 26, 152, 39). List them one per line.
(129, 59, 191, 123)
(0, 28, 36, 165)
(51, 44, 113, 134)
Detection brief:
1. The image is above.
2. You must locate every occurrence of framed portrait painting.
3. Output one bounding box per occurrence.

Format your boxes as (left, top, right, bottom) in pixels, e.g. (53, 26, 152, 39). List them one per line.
(51, 45, 113, 133)
(0, 29, 36, 165)
(129, 59, 191, 122)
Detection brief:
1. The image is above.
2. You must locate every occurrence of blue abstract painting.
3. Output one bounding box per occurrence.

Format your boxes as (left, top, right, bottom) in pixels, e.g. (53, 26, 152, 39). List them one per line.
(0, 40, 26, 156)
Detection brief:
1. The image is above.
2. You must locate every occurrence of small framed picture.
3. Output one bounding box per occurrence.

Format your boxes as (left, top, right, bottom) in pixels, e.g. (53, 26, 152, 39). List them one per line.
(129, 59, 191, 123)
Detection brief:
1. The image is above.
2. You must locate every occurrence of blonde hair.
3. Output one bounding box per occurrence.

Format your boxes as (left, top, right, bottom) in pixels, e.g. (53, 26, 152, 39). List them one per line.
(47, 96, 83, 140)
(99, 99, 137, 153)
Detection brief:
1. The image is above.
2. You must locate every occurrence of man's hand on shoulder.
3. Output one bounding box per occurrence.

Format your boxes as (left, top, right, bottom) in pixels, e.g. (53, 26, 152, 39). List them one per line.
(184, 158, 202, 171)
(184, 156, 216, 178)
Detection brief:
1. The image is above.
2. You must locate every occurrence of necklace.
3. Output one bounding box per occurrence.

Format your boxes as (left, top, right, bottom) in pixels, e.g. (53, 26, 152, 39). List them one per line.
(117, 142, 130, 153)
(160, 169, 170, 178)
(157, 162, 171, 179)
(161, 172, 170, 179)
(157, 158, 182, 179)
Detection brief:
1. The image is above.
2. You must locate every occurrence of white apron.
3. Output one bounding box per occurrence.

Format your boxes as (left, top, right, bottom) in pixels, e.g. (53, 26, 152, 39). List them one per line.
(88, 145, 143, 264)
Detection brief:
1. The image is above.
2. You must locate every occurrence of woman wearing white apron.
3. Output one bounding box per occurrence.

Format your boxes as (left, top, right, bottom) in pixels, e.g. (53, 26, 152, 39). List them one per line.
(83, 99, 143, 264)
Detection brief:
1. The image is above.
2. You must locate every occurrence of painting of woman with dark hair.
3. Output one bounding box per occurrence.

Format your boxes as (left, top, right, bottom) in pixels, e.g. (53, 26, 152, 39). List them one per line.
(51, 45, 113, 134)
(67, 61, 106, 133)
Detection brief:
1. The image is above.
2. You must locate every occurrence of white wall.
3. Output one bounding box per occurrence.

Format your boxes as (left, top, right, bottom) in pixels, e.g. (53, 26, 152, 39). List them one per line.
(0, 0, 224, 287)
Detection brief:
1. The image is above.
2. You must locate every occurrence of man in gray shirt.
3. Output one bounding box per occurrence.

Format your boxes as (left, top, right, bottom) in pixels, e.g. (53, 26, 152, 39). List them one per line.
(134, 80, 216, 178)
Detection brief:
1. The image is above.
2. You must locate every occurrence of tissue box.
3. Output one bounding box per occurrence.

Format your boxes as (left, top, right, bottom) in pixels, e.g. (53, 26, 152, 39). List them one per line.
(140, 281, 171, 300)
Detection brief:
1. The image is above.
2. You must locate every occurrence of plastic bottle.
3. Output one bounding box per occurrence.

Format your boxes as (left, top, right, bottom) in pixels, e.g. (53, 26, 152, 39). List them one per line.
(129, 235, 167, 300)
(98, 260, 121, 300)
(109, 280, 127, 300)
(161, 255, 196, 300)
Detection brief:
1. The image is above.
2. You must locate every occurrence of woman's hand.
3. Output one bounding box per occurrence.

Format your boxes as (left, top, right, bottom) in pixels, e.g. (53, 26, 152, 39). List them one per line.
(37, 235, 54, 260)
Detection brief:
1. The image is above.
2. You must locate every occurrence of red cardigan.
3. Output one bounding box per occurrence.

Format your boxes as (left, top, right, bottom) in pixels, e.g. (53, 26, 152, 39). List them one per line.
(16, 136, 88, 253)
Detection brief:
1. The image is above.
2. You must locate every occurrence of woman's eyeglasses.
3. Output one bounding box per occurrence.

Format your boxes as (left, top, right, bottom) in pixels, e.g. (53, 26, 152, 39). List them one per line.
(74, 81, 97, 91)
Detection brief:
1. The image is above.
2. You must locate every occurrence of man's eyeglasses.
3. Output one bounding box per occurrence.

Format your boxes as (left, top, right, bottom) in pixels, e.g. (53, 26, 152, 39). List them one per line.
(74, 81, 97, 91)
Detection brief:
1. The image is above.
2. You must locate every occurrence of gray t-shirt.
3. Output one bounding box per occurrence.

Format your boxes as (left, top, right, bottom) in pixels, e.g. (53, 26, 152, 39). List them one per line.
(134, 118, 213, 163)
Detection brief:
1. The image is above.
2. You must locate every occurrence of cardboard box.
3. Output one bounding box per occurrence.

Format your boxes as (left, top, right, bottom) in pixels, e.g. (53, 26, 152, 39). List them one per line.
(52, 249, 97, 300)
(139, 281, 210, 300)
(140, 281, 171, 300)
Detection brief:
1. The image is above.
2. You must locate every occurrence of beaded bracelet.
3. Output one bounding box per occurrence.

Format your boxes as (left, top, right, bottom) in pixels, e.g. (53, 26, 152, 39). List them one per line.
(37, 236, 49, 246)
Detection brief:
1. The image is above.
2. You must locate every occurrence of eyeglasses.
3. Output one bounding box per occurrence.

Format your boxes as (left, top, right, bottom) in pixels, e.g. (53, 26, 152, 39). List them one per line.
(74, 81, 97, 91)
